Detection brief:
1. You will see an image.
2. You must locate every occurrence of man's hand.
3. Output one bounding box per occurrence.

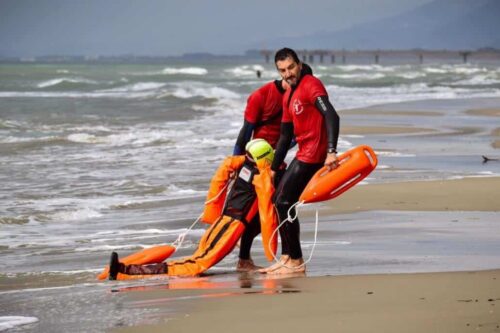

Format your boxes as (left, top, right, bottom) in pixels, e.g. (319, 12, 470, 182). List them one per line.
(324, 152, 338, 170)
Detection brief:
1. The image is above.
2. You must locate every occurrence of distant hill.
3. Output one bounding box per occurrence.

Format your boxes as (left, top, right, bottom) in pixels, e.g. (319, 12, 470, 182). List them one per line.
(254, 0, 500, 50)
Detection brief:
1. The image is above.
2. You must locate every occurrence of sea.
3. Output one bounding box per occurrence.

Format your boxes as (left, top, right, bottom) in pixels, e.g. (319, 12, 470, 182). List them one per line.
(1, 60, 500, 332)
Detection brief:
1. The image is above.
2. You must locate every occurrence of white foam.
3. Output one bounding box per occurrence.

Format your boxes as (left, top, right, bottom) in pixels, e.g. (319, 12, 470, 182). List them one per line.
(375, 151, 416, 157)
(397, 72, 426, 79)
(326, 83, 500, 110)
(161, 67, 208, 75)
(67, 133, 101, 143)
(37, 77, 96, 88)
(74, 244, 151, 252)
(331, 73, 385, 80)
(0, 135, 62, 144)
(166, 184, 201, 195)
(66, 128, 189, 147)
(0, 91, 152, 99)
(337, 64, 394, 72)
(94, 228, 190, 236)
(100, 82, 166, 92)
(447, 65, 487, 75)
(168, 84, 240, 100)
(0, 316, 38, 331)
(51, 207, 102, 222)
(424, 67, 448, 74)
(451, 74, 500, 86)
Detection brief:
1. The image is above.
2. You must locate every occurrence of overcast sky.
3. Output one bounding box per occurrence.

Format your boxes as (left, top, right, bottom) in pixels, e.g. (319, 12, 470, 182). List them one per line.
(0, 0, 433, 57)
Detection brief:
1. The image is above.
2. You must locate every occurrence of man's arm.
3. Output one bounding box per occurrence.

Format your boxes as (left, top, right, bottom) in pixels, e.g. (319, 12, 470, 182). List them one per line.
(271, 122, 294, 171)
(315, 96, 340, 167)
(233, 120, 256, 155)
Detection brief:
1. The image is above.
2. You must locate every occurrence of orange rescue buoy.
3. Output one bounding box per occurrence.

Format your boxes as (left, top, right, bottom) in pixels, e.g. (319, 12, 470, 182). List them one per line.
(299, 145, 377, 204)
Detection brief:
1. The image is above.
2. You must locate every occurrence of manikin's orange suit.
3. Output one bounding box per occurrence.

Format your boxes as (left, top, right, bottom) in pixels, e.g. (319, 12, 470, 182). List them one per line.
(108, 155, 278, 279)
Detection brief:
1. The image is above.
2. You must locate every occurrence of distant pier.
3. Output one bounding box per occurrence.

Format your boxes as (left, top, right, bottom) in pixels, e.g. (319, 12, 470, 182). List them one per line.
(260, 49, 500, 64)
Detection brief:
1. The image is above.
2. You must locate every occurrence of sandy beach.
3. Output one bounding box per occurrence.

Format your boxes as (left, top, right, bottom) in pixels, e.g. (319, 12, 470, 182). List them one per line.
(115, 269, 500, 333)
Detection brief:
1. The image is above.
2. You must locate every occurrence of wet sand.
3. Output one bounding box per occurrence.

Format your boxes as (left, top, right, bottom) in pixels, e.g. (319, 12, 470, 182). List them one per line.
(343, 109, 443, 117)
(464, 108, 500, 149)
(115, 269, 500, 333)
(341, 125, 436, 135)
(313, 177, 500, 215)
(493, 128, 500, 149)
(466, 108, 500, 117)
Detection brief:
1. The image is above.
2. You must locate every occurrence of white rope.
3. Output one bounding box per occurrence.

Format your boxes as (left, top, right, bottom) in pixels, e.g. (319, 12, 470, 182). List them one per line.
(171, 212, 203, 249)
(267, 201, 320, 270)
(171, 176, 234, 250)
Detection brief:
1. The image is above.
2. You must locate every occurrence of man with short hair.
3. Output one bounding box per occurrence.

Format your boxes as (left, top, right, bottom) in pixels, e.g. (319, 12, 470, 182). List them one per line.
(261, 47, 340, 274)
(233, 65, 316, 271)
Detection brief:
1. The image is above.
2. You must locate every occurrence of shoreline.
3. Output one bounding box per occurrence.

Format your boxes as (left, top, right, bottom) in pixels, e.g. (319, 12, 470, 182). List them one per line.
(315, 176, 500, 215)
(114, 269, 500, 333)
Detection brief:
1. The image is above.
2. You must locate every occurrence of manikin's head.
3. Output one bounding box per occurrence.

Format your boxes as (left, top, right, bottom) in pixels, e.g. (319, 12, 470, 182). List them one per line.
(245, 139, 274, 166)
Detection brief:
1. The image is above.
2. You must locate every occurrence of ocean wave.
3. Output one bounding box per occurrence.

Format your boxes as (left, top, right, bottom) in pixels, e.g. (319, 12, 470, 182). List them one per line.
(0, 316, 39, 331)
(450, 74, 500, 86)
(67, 128, 183, 146)
(396, 72, 427, 79)
(225, 65, 265, 77)
(331, 73, 386, 80)
(99, 82, 166, 93)
(165, 84, 241, 100)
(161, 67, 208, 75)
(37, 77, 97, 88)
(0, 91, 154, 99)
(0, 119, 23, 129)
(66, 133, 102, 144)
(0, 216, 30, 225)
(51, 207, 102, 222)
(444, 65, 488, 75)
(95, 228, 191, 236)
(0, 81, 241, 101)
(422, 65, 488, 75)
(0, 135, 67, 146)
(74, 244, 151, 252)
(337, 64, 395, 72)
(327, 83, 500, 109)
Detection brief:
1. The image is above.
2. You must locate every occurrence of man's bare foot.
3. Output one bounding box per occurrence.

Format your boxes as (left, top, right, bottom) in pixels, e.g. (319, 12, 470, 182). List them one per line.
(258, 255, 290, 274)
(236, 258, 262, 272)
(266, 258, 306, 275)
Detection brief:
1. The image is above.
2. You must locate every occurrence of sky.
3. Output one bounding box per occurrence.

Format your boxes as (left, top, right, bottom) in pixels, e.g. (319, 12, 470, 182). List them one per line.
(0, 0, 433, 57)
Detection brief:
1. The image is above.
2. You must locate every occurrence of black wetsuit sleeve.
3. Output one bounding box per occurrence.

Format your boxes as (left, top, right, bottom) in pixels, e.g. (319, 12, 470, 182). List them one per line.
(271, 122, 294, 171)
(315, 96, 340, 152)
(233, 120, 256, 155)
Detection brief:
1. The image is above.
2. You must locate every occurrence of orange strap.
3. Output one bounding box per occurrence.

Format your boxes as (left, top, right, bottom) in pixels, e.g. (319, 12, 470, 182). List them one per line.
(201, 156, 245, 224)
(253, 161, 278, 261)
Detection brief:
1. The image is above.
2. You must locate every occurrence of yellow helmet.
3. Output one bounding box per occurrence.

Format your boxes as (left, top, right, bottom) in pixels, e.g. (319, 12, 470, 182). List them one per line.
(245, 138, 274, 165)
